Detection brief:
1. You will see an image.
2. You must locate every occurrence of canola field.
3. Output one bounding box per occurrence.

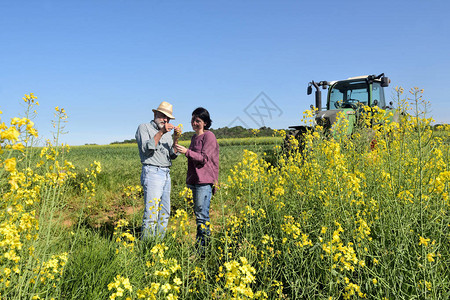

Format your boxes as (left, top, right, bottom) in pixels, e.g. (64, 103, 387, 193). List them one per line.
(1, 91, 449, 299)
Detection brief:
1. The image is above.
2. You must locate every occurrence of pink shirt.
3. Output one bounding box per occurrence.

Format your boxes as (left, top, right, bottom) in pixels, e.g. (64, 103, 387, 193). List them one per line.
(185, 130, 219, 185)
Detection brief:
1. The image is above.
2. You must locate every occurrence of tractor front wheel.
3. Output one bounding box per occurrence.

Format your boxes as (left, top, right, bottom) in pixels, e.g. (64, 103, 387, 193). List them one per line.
(283, 129, 307, 153)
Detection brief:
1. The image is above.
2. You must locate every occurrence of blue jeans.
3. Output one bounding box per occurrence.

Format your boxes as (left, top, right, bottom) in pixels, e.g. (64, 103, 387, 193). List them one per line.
(187, 184, 212, 249)
(141, 165, 171, 239)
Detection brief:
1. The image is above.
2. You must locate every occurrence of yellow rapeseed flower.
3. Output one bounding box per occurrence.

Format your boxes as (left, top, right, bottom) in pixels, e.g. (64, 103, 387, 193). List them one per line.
(1, 126, 20, 141)
(419, 236, 430, 246)
(4, 158, 17, 172)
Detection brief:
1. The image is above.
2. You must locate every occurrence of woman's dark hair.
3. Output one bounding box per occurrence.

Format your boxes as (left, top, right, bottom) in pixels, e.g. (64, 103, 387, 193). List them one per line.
(192, 107, 212, 129)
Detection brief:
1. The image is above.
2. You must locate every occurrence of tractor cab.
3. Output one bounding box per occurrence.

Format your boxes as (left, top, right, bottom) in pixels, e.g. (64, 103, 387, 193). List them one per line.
(307, 73, 390, 112)
(328, 76, 388, 110)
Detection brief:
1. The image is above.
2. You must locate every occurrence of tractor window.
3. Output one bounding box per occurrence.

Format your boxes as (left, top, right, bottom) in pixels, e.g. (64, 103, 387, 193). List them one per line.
(372, 82, 386, 108)
(329, 80, 369, 109)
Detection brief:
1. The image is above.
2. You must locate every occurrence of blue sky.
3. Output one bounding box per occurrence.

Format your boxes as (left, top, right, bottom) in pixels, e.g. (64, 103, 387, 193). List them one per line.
(1, 0, 449, 145)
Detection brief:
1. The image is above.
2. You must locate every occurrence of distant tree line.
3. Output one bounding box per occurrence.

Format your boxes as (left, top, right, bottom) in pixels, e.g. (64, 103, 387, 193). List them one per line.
(110, 139, 137, 145)
(110, 126, 277, 144)
(183, 126, 276, 140)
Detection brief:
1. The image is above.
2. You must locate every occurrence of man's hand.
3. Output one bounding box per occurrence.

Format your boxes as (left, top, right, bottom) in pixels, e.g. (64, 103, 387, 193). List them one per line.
(160, 122, 174, 134)
(154, 122, 174, 146)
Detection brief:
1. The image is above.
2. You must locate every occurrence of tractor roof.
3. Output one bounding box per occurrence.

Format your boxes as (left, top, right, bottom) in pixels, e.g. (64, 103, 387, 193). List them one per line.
(328, 75, 383, 86)
(347, 75, 371, 80)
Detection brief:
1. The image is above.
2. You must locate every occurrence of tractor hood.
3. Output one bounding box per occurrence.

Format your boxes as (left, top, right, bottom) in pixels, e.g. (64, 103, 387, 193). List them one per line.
(315, 109, 355, 128)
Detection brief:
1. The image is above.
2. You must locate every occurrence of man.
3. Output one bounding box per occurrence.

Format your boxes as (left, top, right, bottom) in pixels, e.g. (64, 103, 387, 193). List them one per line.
(135, 101, 181, 239)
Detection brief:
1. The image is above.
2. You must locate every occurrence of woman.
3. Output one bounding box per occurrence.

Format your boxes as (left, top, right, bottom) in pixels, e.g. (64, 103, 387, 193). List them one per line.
(175, 107, 219, 254)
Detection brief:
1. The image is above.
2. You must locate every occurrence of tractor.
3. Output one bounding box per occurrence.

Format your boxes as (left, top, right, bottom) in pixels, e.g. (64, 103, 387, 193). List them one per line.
(285, 73, 394, 149)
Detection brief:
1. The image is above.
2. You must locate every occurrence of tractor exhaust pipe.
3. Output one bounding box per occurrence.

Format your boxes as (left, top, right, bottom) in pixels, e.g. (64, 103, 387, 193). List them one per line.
(307, 81, 322, 111)
(315, 90, 321, 111)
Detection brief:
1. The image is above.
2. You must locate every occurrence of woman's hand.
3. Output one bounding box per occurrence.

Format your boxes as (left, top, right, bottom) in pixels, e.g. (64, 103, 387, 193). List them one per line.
(175, 144, 188, 154)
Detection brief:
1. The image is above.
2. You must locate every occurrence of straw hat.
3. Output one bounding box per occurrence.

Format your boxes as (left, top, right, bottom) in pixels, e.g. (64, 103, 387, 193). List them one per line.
(152, 101, 175, 119)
